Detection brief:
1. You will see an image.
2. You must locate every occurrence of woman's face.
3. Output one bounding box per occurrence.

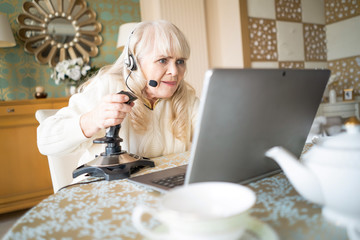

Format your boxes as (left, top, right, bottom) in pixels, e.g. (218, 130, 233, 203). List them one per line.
(139, 48, 187, 103)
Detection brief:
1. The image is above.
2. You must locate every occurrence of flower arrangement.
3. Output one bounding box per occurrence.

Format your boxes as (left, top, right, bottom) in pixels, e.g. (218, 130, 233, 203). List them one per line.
(52, 58, 99, 87)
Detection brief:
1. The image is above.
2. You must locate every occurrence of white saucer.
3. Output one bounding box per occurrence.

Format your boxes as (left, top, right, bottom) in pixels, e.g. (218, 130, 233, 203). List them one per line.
(239, 216, 279, 240)
(144, 216, 279, 240)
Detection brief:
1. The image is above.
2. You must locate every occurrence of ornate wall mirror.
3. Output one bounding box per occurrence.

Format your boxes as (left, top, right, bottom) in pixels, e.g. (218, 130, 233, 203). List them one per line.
(17, 0, 102, 67)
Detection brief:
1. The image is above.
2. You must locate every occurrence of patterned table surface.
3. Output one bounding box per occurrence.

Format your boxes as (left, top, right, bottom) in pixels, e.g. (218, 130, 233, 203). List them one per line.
(4, 150, 349, 240)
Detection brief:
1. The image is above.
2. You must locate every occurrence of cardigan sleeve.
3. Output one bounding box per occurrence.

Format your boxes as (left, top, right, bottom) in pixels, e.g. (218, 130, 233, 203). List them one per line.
(37, 75, 120, 157)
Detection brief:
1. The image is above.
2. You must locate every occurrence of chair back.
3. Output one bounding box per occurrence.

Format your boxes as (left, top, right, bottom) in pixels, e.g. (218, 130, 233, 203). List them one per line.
(35, 110, 81, 193)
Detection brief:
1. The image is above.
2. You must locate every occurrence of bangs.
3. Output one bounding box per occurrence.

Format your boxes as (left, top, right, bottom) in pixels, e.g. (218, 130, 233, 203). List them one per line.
(155, 29, 190, 59)
(136, 21, 190, 60)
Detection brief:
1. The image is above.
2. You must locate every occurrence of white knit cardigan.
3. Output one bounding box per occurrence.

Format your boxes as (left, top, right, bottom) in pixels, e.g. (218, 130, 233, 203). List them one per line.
(37, 74, 199, 166)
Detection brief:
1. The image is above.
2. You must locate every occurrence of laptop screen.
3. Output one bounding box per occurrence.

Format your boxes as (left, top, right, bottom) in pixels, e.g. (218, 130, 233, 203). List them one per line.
(129, 68, 330, 192)
(186, 68, 329, 184)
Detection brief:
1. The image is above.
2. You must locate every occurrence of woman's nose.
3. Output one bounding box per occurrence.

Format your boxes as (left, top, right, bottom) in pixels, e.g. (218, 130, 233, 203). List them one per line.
(167, 61, 178, 76)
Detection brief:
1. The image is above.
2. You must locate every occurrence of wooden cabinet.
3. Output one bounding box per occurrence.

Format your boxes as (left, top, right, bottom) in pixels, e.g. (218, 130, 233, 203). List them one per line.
(0, 98, 69, 214)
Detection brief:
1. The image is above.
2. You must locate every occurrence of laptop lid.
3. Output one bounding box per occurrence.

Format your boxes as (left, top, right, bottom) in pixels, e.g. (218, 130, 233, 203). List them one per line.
(185, 68, 329, 184)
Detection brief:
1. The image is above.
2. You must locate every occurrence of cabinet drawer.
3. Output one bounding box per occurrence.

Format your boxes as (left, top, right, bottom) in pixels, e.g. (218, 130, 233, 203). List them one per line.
(52, 101, 68, 109)
(0, 103, 52, 117)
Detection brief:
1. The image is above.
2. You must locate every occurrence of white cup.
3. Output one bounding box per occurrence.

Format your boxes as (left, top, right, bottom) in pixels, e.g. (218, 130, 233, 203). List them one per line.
(132, 182, 256, 240)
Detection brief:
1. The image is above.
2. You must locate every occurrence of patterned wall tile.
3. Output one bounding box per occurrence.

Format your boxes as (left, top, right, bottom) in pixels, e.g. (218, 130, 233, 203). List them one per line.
(304, 62, 328, 69)
(276, 21, 304, 61)
(327, 56, 360, 95)
(247, 0, 359, 96)
(279, 61, 305, 68)
(247, 0, 276, 19)
(248, 18, 278, 61)
(275, 0, 302, 22)
(326, 15, 360, 61)
(301, 0, 326, 24)
(325, 0, 360, 24)
(303, 23, 327, 61)
(251, 62, 280, 68)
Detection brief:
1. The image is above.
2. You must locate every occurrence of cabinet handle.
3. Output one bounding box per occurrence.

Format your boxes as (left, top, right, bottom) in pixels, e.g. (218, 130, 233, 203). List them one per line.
(7, 108, 15, 113)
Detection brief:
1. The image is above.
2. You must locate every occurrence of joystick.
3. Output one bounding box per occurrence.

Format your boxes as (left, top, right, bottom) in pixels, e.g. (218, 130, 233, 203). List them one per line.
(73, 91, 155, 180)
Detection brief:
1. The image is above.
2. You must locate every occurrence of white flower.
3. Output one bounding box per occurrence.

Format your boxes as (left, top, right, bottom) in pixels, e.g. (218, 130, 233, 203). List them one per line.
(52, 58, 96, 85)
(81, 65, 91, 76)
(55, 61, 68, 75)
(67, 66, 81, 81)
(76, 58, 84, 66)
(58, 71, 66, 80)
(69, 58, 77, 66)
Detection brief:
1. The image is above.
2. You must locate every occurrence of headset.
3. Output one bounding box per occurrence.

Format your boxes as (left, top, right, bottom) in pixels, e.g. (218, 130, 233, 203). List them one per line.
(124, 29, 137, 71)
(124, 26, 158, 88)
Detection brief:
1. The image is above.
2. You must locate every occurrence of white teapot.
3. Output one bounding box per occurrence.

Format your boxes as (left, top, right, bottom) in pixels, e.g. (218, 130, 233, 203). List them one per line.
(265, 117, 360, 228)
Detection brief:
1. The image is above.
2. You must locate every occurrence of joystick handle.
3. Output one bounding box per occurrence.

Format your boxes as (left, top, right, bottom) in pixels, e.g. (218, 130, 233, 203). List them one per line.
(93, 91, 138, 155)
(105, 90, 137, 139)
(106, 124, 121, 139)
(119, 90, 138, 105)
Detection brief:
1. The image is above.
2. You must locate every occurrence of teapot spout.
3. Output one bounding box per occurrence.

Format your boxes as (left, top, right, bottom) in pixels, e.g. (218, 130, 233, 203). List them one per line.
(266, 146, 324, 205)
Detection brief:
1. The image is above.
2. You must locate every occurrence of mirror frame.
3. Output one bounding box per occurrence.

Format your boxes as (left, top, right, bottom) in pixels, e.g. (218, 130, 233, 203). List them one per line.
(17, 0, 102, 67)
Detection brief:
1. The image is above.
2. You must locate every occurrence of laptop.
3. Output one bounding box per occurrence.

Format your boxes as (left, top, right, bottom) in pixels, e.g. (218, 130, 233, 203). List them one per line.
(129, 68, 330, 192)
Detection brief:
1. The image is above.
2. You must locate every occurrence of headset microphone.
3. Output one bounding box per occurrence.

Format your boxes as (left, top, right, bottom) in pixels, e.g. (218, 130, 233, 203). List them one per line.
(148, 80, 158, 87)
(125, 25, 158, 89)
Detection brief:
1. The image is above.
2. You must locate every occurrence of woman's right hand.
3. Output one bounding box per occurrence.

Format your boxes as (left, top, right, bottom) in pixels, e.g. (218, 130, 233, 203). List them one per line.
(80, 93, 135, 138)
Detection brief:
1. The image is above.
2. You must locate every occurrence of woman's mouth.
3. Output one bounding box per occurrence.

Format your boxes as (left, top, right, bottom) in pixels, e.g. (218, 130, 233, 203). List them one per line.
(161, 81, 177, 86)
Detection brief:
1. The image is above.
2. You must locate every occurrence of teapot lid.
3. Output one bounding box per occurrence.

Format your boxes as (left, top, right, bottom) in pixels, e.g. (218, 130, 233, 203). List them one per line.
(322, 117, 360, 149)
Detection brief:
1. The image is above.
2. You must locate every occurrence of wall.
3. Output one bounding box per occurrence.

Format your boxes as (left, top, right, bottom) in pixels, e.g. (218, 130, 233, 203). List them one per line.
(0, 0, 140, 101)
(139, 0, 360, 100)
(5, 0, 356, 101)
(203, 0, 360, 98)
(325, 1, 360, 96)
(246, 0, 328, 69)
(244, 0, 360, 97)
(205, 0, 244, 68)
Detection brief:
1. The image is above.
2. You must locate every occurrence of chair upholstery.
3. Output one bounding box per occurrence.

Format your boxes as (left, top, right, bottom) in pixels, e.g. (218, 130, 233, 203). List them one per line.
(35, 110, 81, 193)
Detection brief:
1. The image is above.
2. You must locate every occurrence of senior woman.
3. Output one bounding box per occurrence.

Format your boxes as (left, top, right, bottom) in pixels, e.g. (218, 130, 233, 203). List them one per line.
(37, 20, 199, 166)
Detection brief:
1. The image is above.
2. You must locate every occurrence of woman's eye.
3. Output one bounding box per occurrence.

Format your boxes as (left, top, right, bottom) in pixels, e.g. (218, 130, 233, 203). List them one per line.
(159, 58, 167, 64)
(176, 59, 185, 65)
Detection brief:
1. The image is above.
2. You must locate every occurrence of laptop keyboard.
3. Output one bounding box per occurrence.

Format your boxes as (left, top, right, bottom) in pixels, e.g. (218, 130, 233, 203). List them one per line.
(152, 173, 186, 188)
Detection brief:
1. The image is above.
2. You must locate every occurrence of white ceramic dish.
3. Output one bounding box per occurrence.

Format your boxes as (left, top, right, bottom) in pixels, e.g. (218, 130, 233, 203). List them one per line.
(144, 216, 279, 240)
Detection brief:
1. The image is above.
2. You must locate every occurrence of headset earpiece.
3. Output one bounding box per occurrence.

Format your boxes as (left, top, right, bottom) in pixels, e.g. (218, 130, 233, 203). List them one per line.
(124, 24, 157, 91)
(124, 29, 137, 71)
(126, 53, 137, 71)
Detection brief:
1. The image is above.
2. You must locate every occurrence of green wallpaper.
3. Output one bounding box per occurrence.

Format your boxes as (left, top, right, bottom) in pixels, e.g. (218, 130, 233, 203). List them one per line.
(0, 0, 140, 101)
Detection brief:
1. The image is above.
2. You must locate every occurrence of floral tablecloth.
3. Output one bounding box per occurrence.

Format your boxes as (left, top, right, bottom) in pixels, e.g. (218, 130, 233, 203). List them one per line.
(4, 150, 348, 240)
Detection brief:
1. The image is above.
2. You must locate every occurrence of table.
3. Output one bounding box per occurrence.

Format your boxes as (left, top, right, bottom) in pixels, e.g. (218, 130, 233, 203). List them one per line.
(3, 150, 349, 240)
